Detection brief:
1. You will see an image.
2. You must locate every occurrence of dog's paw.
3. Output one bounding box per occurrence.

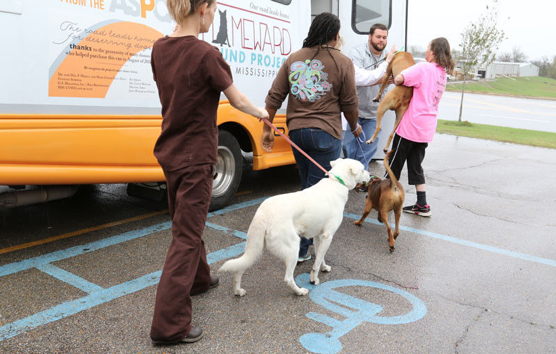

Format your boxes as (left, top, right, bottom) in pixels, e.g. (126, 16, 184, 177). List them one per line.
(321, 265, 331, 273)
(296, 287, 309, 296)
(365, 139, 374, 144)
(234, 288, 246, 297)
(310, 278, 320, 285)
(353, 220, 362, 226)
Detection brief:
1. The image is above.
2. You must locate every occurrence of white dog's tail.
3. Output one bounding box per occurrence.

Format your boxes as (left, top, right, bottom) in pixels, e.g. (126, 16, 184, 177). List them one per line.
(219, 213, 266, 273)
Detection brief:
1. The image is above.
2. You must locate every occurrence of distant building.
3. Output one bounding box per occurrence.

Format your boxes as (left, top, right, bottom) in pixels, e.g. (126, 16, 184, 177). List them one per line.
(478, 62, 540, 79)
(409, 58, 539, 81)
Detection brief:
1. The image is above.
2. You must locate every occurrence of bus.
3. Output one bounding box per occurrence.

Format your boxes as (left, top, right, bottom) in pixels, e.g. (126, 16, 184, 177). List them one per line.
(0, 0, 407, 210)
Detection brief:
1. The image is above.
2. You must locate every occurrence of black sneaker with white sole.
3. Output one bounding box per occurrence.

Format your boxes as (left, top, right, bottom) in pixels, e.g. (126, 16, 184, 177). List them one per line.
(403, 203, 431, 217)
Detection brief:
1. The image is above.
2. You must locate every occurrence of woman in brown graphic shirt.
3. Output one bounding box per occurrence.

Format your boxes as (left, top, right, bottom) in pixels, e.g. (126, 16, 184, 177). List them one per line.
(263, 12, 361, 262)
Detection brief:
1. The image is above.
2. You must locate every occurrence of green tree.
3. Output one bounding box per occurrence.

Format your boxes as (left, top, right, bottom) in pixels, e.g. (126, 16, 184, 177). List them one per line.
(532, 56, 552, 77)
(458, 0, 505, 122)
(549, 57, 556, 79)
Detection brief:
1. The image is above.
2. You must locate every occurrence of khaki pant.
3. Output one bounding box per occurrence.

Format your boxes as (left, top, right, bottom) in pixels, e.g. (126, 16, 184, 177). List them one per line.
(150, 163, 213, 343)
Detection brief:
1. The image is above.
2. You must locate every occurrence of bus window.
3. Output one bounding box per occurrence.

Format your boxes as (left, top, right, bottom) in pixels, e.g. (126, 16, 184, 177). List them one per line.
(271, 0, 292, 5)
(352, 0, 392, 34)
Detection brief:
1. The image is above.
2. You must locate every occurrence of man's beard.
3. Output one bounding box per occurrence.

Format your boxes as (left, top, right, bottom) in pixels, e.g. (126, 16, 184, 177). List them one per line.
(371, 40, 386, 53)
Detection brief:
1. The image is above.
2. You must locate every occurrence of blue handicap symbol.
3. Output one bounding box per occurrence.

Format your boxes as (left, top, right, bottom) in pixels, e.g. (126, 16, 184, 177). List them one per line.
(295, 273, 427, 354)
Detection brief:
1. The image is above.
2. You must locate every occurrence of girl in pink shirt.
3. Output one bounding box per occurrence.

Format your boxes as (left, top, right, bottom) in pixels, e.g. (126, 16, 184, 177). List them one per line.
(388, 37, 455, 217)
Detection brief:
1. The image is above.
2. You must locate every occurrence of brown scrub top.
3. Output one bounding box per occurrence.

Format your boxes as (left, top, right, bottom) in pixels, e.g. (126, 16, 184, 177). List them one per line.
(151, 35, 233, 171)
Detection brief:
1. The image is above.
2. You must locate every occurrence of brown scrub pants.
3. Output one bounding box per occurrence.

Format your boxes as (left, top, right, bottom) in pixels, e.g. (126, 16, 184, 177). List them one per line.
(150, 163, 213, 343)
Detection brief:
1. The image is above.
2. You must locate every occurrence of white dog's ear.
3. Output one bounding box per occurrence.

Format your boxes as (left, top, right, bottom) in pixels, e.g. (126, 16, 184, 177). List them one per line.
(350, 161, 364, 175)
(330, 158, 340, 168)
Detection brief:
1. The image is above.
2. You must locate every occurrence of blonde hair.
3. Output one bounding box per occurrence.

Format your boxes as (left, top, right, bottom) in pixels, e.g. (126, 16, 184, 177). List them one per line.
(166, 0, 214, 24)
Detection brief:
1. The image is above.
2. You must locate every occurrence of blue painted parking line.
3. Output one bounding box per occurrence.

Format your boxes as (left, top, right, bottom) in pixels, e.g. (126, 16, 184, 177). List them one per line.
(0, 231, 247, 342)
(0, 222, 172, 278)
(343, 212, 556, 268)
(205, 222, 248, 240)
(0, 199, 261, 342)
(1, 197, 554, 344)
(296, 273, 427, 354)
(35, 264, 105, 294)
(207, 197, 267, 217)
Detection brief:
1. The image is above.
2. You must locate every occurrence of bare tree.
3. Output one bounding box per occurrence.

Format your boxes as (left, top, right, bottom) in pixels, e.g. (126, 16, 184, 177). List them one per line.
(409, 45, 425, 58)
(458, 0, 505, 122)
(498, 52, 512, 62)
(511, 46, 528, 63)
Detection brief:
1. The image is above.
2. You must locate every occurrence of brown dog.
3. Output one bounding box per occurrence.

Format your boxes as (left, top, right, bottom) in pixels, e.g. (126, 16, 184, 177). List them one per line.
(354, 150, 405, 252)
(366, 52, 415, 152)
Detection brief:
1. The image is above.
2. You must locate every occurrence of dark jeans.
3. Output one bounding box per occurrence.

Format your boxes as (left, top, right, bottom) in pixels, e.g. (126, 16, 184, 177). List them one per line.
(289, 128, 342, 257)
(343, 117, 381, 170)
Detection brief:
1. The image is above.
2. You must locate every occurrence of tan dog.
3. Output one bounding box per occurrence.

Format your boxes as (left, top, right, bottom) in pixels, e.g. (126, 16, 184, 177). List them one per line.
(366, 52, 415, 152)
(354, 150, 405, 252)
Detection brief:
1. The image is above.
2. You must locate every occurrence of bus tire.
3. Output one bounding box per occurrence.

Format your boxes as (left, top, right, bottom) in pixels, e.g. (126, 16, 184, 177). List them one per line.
(209, 130, 243, 211)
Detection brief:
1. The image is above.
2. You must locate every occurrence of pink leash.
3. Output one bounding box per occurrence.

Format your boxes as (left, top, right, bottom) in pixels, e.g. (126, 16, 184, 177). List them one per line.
(261, 118, 329, 176)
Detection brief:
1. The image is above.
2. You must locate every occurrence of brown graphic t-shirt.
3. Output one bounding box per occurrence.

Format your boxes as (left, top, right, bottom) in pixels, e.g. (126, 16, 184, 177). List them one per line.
(151, 36, 233, 171)
(265, 46, 359, 139)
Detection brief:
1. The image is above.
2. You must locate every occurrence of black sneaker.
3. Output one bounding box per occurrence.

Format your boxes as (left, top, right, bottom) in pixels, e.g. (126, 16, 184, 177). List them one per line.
(403, 203, 431, 217)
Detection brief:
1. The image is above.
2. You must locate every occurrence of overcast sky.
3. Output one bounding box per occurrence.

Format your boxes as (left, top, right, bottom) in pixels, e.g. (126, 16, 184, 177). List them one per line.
(407, 0, 555, 62)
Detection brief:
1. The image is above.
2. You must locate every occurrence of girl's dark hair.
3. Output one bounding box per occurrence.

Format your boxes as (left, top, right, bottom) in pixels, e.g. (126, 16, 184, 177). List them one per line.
(430, 37, 455, 73)
(303, 12, 341, 48)
(302, 13, 341, 70)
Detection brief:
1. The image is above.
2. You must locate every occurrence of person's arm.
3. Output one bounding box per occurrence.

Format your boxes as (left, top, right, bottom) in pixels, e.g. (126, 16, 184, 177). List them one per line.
(394, 73, 405, 86)
(223, 84, 268, 119)
(339, 60, 361, 137)
(261, 106, 277, 152)
(354, 45, 397, 87)
(261, 57, 290, 152)
(344, 109, 361, 138)
(354, 62, 387, 86)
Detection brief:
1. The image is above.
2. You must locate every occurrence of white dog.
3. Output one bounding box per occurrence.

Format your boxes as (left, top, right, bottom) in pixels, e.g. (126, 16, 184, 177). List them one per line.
(219, 158, 370, 296)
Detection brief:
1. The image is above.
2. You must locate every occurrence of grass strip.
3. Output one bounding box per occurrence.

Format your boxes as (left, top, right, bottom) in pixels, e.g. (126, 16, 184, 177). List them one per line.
(446, 76, 556, 99)
(436, 120, 556, 149)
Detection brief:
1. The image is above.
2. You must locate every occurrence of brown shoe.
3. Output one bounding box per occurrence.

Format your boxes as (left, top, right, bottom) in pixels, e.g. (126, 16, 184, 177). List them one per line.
(151, 326, 203, 345)
(190, 275, 219, 296)
(181, 325, 203, 343)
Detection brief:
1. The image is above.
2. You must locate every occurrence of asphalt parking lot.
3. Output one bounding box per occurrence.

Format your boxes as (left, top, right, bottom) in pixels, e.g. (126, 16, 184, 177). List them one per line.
(1, 134, 555, 353)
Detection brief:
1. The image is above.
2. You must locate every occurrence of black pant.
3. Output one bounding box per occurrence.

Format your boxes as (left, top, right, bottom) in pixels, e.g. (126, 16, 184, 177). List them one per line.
(387, 134, 428, 185)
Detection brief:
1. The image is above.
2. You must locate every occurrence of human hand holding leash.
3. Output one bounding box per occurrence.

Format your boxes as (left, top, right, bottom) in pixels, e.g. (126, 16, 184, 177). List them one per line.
(261, 107, 276, 152)
(352, 124, 362, 138)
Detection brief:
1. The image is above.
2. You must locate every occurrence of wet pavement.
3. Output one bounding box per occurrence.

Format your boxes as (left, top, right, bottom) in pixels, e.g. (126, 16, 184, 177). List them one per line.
(1, 134, 555, 353)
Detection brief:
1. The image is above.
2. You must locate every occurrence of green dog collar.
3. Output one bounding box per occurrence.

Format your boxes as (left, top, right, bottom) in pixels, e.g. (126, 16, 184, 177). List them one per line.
(332, 174, 346, 186)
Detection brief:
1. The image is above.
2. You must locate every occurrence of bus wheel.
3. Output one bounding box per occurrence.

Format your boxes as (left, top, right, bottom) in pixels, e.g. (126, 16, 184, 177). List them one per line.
(209, 130, 243, 211)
